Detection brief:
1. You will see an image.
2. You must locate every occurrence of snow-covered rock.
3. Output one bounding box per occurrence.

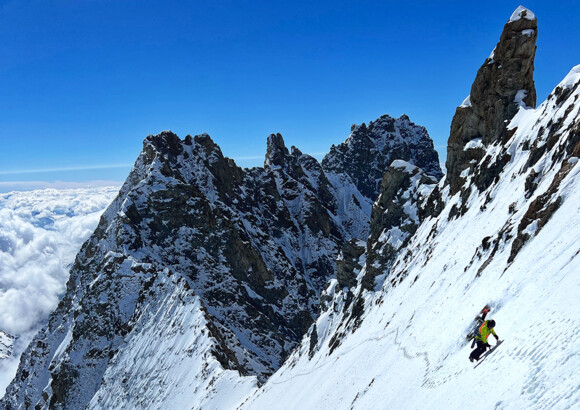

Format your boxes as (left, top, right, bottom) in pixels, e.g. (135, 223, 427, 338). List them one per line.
(509, 5, 536, 23)
(0, 330, 13, 360)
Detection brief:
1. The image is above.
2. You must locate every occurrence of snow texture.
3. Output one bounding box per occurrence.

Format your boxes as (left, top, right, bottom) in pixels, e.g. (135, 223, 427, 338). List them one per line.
(88, 275, 256, 409)
(509, 6, 536, 23)
(460, 95, 472, 108)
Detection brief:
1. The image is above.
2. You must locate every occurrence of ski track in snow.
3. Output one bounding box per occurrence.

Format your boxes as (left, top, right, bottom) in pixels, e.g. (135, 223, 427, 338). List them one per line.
(249, 311, 580, 409)
(253, 322, 464, 393)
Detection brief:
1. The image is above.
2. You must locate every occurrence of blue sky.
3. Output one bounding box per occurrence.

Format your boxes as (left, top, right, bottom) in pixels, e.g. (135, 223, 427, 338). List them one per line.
(1, 1, 579, 191)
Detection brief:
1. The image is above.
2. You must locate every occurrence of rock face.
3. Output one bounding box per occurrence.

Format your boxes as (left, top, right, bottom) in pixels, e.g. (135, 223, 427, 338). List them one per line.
(446, 6, 537, 195)
(1, 115, 441, 408)
(336, 239, 366, 289)
(363, 161, 438, 290)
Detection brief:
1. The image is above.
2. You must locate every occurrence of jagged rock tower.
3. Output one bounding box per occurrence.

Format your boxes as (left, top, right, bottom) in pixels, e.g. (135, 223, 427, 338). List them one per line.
(446, 5, 537, 195)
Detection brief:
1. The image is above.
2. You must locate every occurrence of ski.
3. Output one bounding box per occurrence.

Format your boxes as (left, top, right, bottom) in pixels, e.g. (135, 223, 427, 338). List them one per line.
(474, 340, 503, 368)
(466, 304, 491, 340)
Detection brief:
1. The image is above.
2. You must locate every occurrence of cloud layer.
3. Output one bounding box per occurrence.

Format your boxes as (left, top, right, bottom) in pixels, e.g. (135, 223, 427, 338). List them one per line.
(0, 187, 119, 335)
(0, 186, 118, 395)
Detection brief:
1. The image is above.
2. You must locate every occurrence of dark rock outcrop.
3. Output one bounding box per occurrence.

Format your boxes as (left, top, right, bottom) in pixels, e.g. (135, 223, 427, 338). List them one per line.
(336, 239, 366, 289)
(362, 161, 438, 290)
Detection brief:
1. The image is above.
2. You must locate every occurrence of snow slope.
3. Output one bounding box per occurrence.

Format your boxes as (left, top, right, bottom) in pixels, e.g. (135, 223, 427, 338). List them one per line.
(242, 66, 580, 410)
(88, 272, 256, 410)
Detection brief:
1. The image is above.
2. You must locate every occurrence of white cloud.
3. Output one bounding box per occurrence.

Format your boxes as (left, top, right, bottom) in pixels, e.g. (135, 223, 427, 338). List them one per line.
(0, 187, 118, 336)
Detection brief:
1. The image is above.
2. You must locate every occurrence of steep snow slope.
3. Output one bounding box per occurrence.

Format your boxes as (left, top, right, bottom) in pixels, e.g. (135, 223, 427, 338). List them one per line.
(87, 273, 256, 410)
(242, 66, 580, 409)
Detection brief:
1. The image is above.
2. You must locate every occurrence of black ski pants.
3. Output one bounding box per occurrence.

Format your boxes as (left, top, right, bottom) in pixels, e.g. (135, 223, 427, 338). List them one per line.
(470, 340, 488, 361)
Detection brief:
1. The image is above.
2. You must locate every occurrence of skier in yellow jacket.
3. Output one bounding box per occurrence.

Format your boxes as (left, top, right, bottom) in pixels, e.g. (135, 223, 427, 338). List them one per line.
(469, 319, 499, 362)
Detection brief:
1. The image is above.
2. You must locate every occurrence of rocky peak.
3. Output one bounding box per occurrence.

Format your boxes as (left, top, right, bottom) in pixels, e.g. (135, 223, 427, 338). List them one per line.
(265, 133, 290, 168)
(144, 130, 182, 158)
(445, 6, 537, 194)
(323, 114, 442, 200)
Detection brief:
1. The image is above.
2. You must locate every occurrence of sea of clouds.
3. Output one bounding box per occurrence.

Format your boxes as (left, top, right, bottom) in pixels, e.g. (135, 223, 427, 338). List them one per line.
(0, 186, 119, 395)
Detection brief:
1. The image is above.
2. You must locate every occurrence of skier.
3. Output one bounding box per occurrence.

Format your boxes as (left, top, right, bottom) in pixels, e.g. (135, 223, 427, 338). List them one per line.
(469, 319, 499, 362)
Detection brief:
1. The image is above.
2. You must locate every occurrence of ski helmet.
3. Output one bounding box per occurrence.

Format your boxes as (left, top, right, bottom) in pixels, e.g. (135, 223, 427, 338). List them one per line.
(488, 320, 496, 328)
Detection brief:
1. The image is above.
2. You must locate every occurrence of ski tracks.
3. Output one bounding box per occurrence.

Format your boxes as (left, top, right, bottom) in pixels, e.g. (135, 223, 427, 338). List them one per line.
(509, 316, 580, 408)
(246, 316, 579, 408)
(260, 323, 465, 395)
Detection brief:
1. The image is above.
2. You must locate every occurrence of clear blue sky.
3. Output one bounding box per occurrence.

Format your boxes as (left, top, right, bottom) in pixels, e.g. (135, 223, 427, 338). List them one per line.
(1, 1, 578, 191)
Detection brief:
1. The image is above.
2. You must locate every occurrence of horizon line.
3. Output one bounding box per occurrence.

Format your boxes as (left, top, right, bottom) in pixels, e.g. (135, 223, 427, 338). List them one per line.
(0, 151, 332, 176)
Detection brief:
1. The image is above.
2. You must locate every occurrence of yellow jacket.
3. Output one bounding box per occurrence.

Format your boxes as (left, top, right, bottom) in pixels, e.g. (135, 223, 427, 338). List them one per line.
(476, 320, 497, 343)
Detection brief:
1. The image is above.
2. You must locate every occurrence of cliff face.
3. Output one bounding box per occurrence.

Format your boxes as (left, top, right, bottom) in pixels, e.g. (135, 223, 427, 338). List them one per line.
(1, 114, 441, 408)
(446, 6, 537, 195)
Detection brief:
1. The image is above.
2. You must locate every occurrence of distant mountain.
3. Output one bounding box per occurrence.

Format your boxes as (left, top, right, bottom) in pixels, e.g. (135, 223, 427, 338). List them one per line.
(1, 112, 441, 408)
